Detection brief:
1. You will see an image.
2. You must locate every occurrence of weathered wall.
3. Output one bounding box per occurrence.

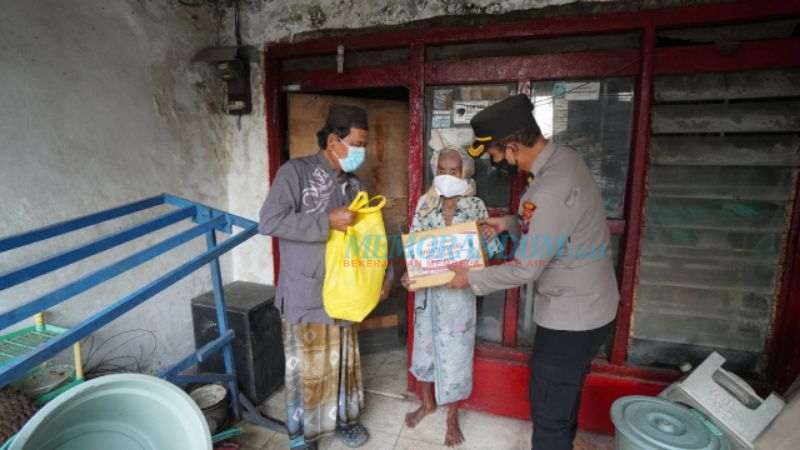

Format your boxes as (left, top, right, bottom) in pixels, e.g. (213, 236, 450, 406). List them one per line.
(0, 0, 233, 372)
(221, 0, 637, 285)
(0, 0, 728, 374)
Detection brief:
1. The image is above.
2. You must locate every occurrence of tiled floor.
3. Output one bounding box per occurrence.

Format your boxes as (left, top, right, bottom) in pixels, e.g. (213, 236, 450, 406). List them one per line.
(237, 349, 614, 450)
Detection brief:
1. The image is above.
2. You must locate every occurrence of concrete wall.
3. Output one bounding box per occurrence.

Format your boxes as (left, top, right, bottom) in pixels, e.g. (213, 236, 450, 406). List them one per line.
(0, 0, 723, 374)
(0, 0, 232, 372)
(220, 0, 729, 286)
(222, 0, 627, 285)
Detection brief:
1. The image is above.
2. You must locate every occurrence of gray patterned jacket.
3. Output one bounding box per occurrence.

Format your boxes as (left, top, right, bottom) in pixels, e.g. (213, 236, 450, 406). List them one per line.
(258, 153, 360, 324)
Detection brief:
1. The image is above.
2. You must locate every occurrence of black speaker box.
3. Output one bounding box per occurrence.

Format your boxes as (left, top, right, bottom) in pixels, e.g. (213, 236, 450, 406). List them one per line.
(191, 281, 283, 404)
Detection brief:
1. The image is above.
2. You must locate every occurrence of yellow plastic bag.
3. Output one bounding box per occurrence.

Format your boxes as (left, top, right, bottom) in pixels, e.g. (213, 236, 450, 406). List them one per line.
(323, 191, 388, 322)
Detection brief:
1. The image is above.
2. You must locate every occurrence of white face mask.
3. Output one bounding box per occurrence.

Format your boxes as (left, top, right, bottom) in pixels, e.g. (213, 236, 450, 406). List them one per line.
(433, 174, 469, 198)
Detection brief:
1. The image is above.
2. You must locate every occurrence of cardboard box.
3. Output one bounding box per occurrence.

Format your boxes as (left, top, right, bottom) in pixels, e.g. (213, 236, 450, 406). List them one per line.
(402, 221, 488, 289)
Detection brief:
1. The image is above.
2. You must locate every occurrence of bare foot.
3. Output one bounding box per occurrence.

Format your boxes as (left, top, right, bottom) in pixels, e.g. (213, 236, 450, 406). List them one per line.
(406, 381, 436, 428)
(405, 403, 436, 428)
(444, 405, 465, 447)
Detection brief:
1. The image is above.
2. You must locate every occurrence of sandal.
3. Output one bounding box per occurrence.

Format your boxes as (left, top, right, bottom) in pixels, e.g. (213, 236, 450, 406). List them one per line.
(335, 423, 370, 448)
(289, 437, 318, 450)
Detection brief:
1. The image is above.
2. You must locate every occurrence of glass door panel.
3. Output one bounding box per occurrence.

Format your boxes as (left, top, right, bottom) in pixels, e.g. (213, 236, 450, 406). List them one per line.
(424, 83, 518, 346)
(517, 78, 635, 348)
(424, 83, 518, 213)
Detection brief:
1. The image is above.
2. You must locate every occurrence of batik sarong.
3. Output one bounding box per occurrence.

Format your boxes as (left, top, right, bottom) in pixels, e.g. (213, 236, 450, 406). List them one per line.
(282, 320, 364, 448)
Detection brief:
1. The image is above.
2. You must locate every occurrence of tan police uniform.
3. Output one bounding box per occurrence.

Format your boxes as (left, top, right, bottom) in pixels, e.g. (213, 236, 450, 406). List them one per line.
(464, 93, 618, 450)
(467, 139, 619, 331)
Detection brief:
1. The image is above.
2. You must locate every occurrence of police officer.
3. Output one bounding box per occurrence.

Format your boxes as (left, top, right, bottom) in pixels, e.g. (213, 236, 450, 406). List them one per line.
(446, 94, 619, 450)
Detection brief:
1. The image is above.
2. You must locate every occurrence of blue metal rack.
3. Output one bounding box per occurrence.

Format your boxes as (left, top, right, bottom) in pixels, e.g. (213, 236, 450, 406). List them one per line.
(0, 193, 284, 432)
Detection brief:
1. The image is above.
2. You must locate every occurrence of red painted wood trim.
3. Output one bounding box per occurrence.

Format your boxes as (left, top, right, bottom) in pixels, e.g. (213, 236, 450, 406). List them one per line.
(608, 219, 625, 236)
(486, 206, 510, 217)
(654, 37, 800, 75)
(476, 343, 529, 363)
(268, 1, 800, 58)
(426, 49, 640, 85)
(281, 64, 412, 91)
(461, 353, 672, 433)
(475, 344, 681, 383)
(611, 25, 656, 366)
(767, 172, 800, 393)
(501, 171, 529, 347)
(502, 288, 521, 347)
(264, 47, 285, 284)
(406, 44, 425, 393)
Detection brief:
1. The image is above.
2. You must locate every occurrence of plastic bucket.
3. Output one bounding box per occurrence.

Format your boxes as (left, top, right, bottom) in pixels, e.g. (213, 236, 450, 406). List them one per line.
(612, 396, 730, 450)
(9, 373, 211, 450)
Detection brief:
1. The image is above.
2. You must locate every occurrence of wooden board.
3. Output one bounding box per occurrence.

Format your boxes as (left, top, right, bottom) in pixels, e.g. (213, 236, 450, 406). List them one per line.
(651, 135, 800, 167)
(645, 197, 787, 231)
(357, 314, 399, 331)
(287, 93, 409, 235)
(652, 101, 800, 134)
(657, 19, 799, 45)
(655, 69, 800, 102)
(638, 254, 777, 293)
(635, 283, 771, 320)
(631, 309, 767, 352)
(648, 165, 795, 201)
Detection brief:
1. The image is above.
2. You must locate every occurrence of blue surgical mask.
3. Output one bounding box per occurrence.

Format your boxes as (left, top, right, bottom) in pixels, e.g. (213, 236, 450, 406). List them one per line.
(337, 140, 366, 173)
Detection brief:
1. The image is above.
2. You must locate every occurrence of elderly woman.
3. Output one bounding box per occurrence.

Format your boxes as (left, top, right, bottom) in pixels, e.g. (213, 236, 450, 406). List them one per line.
(401, 146, 500, 447)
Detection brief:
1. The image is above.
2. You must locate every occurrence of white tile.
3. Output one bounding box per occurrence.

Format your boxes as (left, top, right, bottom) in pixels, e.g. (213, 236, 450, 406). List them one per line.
(260, 431, 289, 450)
(259, 387, 287, 422)
(238, 421, 279, 448)
(317, 435, 337, 450)
(458, 410, 530, 450)
(360, 392, 411, 436)
(398, 400, 451, 446)
(574, 431, 614, 450)
(364, 372, 408, 397)
(394, 437, 450, 450)
(322, 429, 398, 450)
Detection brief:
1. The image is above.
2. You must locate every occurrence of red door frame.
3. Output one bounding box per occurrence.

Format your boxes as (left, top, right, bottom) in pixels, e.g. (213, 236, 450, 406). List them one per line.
(264, 0, 800, 433)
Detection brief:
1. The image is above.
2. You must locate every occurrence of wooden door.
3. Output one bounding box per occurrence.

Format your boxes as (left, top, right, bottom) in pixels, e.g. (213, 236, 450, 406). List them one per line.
(287, 93, 409, 348)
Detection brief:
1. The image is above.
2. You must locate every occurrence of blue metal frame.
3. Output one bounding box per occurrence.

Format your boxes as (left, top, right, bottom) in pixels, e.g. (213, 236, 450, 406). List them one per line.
(0, 193, 258, 421)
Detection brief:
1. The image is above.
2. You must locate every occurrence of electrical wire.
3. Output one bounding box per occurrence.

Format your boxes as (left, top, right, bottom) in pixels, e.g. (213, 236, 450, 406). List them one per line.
(82, 329, 158, 379)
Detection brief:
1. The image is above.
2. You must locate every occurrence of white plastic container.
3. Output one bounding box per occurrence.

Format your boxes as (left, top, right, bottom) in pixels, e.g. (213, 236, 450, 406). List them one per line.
(9, 373, 211, 450)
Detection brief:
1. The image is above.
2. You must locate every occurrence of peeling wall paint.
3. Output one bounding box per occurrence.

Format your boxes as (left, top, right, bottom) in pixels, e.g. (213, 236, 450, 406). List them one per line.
(237, 0, 613, 43)
(0, 0, 230, 371)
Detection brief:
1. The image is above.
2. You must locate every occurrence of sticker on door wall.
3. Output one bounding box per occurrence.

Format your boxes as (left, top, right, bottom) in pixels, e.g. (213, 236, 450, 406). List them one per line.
(428, 128, 475, 152)
(433, 89, 454, 110)
(432, 111, 451, 128)
(554, 82, 601, 101)
(452, 100, 489, 124)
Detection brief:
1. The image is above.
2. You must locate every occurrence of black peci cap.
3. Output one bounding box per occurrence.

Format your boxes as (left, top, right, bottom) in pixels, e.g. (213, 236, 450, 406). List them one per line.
(468, 94, 539, 157)
(326, 104, 368, 130)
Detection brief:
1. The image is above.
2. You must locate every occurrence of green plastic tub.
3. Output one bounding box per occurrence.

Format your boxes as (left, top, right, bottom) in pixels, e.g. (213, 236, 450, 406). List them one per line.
(9, 373, 211, 450)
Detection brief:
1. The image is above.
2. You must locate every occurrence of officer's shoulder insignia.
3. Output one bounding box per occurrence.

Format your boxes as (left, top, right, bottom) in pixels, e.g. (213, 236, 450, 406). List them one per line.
(519, 201, 537, 234)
